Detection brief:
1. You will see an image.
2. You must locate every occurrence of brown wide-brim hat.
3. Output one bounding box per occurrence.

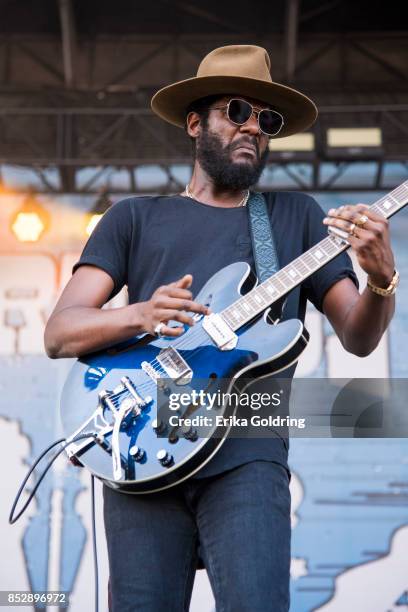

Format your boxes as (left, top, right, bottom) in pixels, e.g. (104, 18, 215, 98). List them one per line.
(151, 45, 318, 138)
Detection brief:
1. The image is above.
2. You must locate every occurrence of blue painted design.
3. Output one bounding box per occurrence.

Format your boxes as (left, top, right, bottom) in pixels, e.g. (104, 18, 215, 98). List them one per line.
(0, 356, 87, 598)
(289, 439, 408, 612)
(396, 590, 408, 605)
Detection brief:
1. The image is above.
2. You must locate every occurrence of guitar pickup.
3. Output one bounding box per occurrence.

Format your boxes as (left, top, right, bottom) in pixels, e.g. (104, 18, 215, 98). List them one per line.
(202, 313, 238, 350)
(157, 347, 193, 383)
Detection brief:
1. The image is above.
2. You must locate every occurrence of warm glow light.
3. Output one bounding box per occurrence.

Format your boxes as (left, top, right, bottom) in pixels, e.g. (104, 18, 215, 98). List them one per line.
(86, 213, 103, 236)
(10, 193, 50, 243)
(11, 212, 45, 242)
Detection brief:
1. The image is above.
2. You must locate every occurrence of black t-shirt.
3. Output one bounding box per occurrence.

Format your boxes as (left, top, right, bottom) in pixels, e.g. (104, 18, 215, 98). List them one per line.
(74, 192, 358, 477)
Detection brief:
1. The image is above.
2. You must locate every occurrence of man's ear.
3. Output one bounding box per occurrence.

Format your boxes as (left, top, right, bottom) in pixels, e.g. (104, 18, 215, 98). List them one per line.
(186, 111, 202, 138)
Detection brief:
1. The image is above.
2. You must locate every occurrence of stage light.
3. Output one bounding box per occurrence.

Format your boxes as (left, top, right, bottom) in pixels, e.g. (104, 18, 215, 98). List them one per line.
(11, 193, 50, 242)
(85, 191, 112, 236)
(12, 213, 44, 242)
(327, 128, 382, 148)
(326, 128, 382, 159)
(268, 133, 315, 152)
(268, 133, 315, 161)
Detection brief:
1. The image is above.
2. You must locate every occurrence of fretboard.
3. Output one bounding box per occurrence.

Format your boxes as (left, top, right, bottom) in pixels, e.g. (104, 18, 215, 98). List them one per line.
(221, 180, 408, 331)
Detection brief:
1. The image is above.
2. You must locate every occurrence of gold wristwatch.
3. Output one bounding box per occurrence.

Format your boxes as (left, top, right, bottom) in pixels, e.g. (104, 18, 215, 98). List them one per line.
(367, 269, 399, 296)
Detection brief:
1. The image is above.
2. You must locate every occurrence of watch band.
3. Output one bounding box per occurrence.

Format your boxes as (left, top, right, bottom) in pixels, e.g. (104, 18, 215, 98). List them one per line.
(367, 269, 399, 296)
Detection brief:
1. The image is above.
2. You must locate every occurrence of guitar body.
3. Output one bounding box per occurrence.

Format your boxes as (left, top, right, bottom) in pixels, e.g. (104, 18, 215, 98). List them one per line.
(60, 262, 308, 493)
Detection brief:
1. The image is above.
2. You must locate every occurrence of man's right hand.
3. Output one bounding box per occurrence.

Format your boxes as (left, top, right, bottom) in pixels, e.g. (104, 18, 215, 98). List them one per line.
(136, 274, 210, 337)
(45, 267, 210, 358)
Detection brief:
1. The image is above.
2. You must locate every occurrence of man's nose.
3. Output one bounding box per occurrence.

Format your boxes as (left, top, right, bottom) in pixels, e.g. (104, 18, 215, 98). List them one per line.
(239, 112, 260, 135)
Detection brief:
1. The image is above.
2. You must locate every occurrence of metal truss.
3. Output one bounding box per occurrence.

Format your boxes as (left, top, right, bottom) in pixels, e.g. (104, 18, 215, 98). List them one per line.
(0, 102, 406, 193)
(0, 26, 406, 193)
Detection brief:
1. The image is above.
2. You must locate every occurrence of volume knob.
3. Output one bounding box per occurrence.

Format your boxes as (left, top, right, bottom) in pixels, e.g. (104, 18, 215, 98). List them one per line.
(181, 424, 198, 441)
(152, 418, 167, 435)
(157, 449, 173, 467)
(129, 445, 145, 462)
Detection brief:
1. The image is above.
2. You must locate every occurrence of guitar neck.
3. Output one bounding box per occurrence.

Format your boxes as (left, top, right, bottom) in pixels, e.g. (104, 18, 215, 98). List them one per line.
(221, 180, 408, 331)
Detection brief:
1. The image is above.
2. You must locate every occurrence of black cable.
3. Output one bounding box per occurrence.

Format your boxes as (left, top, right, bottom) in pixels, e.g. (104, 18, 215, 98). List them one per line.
(9, 432, 97, 525)
(90, 475, 99, 612)
(9, 431, 101, 612)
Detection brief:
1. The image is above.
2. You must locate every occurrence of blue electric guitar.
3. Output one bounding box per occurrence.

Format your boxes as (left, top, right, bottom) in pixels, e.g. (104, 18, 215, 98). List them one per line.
(61, 182, 408, 493)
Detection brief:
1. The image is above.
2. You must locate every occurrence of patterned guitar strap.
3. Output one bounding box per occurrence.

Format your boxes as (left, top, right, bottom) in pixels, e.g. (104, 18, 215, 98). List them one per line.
(247, 191, 280, 282)
(247, 191, 282, 322)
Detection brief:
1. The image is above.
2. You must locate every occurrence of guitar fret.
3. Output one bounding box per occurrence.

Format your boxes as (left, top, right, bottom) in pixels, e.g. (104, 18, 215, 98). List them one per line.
(296, 256, 313, 272)
(228, 306, 241, 321)
(379, 199, 394, 213)
(320, 238, 333, 252)
(376, 182, 408, 216)
(323, 237, 340, 255)
(277, 271, 295, 288)
(270, 277, 286, 292)
(223, 313, 236, 328)
(303, 252, 319, 269)
(248, 291, 262, 307)
(235, 302, 249, 319)
(243, 300, 258, 316)
(226, 318, 236, 329)
(263, 282, 280, 298)
(258, 285, 274, 302)
(285, 265, 301, 280)
(241, 300, 253, 313)
(223, 305, 235, 319)
(252, 290, 267, 306)
(293, 258, 310, 275)
(228, 307, 243, 323)
(372, 204, 385, 217)
(395, 183, 408, 200)
(311, 246, 328, 262)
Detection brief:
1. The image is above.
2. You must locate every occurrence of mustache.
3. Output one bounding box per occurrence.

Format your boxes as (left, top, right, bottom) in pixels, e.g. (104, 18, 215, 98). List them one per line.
(230, 137, 260, 158)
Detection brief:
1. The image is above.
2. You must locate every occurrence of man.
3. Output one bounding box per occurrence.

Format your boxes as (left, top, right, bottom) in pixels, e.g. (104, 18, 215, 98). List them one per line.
(45, 45, 397, 611)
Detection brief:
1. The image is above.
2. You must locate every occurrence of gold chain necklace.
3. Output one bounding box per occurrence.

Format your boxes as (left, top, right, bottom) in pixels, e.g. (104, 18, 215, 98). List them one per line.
(184, 184, 250, 207)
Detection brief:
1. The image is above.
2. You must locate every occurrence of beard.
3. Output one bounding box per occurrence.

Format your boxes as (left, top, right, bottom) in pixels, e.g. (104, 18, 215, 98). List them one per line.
(195, 127, 269, 191)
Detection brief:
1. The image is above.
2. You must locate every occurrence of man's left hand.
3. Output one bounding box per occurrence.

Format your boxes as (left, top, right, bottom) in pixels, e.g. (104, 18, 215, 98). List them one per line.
(323, 204, 395, 287)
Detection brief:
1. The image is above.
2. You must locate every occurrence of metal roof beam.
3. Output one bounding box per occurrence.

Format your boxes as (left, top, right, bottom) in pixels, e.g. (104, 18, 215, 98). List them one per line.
(14, 41, 64, 83)
(102, 41, 171, 90)
(284, 0, 300, 83)
(158, 0, 243, 33)
(350, 40, 408, 84)
(58, 0, 77, 88)
(300, 0, 341, 24)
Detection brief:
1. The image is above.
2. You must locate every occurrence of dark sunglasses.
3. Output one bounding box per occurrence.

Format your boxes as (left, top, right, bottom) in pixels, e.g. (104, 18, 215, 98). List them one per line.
(212, 98, 284, 137)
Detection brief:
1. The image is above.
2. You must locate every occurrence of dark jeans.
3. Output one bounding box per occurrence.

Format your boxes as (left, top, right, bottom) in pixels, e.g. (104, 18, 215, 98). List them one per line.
(104, 461, 291, 612)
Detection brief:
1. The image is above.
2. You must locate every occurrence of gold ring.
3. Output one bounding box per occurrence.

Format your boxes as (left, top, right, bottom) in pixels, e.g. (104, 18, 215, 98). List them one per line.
(355, 214, 369, 227)
(349, 222, 356, 236)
